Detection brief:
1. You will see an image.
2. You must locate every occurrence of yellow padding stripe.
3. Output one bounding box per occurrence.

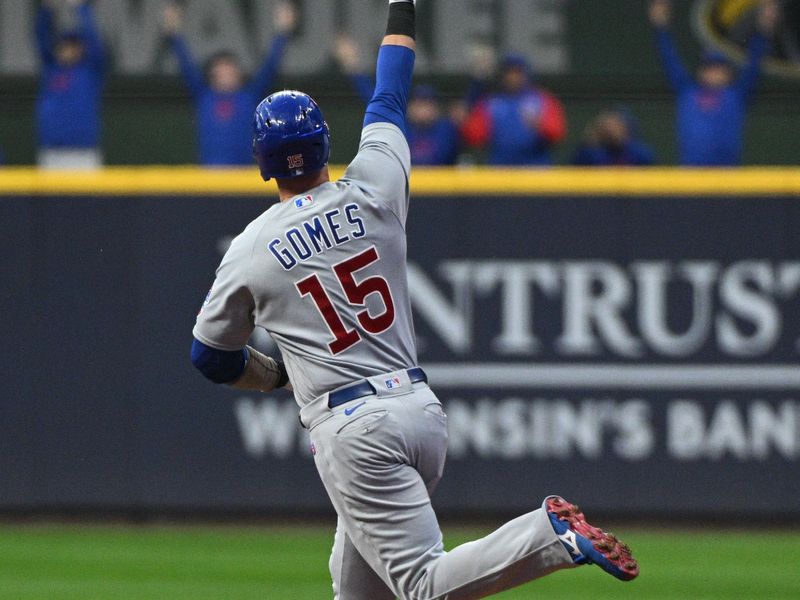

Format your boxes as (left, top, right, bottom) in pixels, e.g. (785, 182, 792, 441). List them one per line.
(0, 167, 799, 197)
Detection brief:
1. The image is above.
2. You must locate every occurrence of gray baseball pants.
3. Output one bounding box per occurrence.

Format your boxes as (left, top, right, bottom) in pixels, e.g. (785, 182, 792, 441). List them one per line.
(302, 371, 575, 600)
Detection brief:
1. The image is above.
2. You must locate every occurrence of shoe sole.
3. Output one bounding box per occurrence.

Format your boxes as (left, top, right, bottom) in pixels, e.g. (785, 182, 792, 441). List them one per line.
(546, 496, 640, 581)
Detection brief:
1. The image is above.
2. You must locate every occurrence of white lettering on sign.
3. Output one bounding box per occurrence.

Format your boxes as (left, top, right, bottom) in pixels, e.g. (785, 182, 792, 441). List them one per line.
(668, 400, 799, 461)
(0, 0, 569, 75)
(445, 398, 654, 460)
(233, 397, 800, 462)
(408, 260, 800, 359)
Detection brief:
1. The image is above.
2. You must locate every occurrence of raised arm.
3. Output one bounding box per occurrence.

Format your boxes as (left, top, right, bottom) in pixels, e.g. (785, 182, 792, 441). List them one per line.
(363, 1, 417, 135)
(737, 34, 768, 99)
(250, 36, 288, 95)
(649, 1, 692, 92)
(76, 1, 105, 70)
(250, 1, 296, 95)
(343, 1, 417, 224)
(163, 3, 205, 96)
(35, 5, 56, 65)
(737, 1, 779, 98)
(333, 35, 375, 105)
(171, 37, 205, 96)
(464, 44, 496, 107)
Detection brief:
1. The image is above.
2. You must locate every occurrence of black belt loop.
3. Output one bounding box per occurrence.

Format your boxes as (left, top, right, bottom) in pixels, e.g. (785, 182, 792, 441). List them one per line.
(327, 367, 427, 409)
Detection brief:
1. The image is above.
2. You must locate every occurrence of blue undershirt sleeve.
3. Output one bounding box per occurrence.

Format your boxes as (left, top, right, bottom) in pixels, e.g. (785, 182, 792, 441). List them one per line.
(363, 44, 415, 136)
(191, 338, 247, 385)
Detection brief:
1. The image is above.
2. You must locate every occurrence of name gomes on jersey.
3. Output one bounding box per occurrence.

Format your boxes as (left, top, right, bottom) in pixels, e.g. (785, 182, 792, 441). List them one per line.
(268, 203, 366, 271)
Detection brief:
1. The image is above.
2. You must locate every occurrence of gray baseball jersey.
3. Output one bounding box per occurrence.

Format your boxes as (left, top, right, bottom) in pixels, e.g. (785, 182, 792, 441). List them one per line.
(193, 122, 417, 407)
(195, 120, 578, 599)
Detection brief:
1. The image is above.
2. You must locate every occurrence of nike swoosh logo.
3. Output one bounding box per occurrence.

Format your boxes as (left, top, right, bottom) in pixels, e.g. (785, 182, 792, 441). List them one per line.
(344, 402, 367, 416)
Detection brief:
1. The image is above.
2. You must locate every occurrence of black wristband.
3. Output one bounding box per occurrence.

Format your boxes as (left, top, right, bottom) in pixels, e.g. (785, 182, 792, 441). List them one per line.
(276, 360, 290, 388)
(386, 2, 416, 39)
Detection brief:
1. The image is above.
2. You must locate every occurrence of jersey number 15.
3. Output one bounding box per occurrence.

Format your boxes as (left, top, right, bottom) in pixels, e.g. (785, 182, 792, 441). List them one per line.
(295, 246, 395, 355)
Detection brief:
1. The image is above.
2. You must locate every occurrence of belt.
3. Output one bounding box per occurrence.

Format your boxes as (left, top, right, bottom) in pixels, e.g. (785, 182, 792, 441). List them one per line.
(327, 367, 428, 409)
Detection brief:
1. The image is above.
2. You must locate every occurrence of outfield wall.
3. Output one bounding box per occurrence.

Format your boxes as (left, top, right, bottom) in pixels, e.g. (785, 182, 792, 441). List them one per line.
(1, 168, 799, 517)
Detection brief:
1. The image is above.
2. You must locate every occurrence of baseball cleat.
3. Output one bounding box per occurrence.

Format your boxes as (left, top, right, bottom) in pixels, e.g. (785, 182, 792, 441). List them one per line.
(544, 495, 639, 582)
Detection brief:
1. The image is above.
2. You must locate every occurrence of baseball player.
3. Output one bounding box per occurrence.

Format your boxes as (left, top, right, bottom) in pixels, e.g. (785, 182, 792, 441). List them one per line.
(191, 1, 639, 597)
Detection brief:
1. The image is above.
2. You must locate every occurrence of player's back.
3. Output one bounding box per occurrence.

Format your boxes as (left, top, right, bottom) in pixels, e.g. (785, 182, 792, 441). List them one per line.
(194, 122, 416, 407)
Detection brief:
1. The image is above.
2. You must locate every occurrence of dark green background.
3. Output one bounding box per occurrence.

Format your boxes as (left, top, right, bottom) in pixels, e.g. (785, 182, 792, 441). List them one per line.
(0, 1, 796, 166)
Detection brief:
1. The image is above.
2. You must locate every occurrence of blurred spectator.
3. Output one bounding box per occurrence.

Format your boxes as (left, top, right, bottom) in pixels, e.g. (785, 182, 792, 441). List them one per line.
(163, 2, 296, 166)
(333, 36, 459, 166)
(572, 108, 656, 166)
(405, 85, 460, 166)
(35, 0, 106, 170)
(649, 0, 779, 166)
(461, 53, 567, 166)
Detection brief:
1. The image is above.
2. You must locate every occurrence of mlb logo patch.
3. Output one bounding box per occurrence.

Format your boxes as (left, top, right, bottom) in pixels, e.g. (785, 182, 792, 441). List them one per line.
(385, 376, 402, 390)
(294, 195, 314, 209)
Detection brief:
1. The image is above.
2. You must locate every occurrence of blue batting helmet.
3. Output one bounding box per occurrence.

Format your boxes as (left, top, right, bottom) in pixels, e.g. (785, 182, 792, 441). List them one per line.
(252, 91, 330, 181)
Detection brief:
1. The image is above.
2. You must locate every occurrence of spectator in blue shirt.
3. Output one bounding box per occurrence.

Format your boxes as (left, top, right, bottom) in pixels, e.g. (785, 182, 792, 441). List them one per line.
(405, 85, 460, 166)
(461, 53, 567, 166)
(35, 0, 106, 169)
(163, 2, 296, 166)
(573, 108, 656, 166)
(649, 0, 779, 166)
(333, 35, 460, 166)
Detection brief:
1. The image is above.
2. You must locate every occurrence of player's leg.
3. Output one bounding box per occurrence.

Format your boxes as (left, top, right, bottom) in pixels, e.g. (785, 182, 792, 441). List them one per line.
(310, 388, 576, 600)
(329, 516, 395, 600)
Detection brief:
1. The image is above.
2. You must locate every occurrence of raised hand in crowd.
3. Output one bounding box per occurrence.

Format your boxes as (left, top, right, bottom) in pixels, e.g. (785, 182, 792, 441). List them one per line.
(648, 0, 671, 28)
(333, 34, 365, 75)
(162, 2, 183, 37)
(274, 1, 299, 36)
(757, 0, 780, 36)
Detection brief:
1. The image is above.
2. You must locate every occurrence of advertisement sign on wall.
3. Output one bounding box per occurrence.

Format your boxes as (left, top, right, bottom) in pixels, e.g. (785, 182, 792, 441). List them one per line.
(1, 193, 798, 515)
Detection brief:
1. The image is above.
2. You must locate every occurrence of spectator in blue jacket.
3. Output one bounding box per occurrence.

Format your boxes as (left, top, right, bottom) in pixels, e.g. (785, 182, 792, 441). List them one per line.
(333, 35, 460, 166)
(573, 108, 656, 166)
(35, 0, 106, 169)
(405, 85, 460, 166)
(461, 53, 567, 166)
(163, 2, 296, 166)
(649, 0, 779, 166)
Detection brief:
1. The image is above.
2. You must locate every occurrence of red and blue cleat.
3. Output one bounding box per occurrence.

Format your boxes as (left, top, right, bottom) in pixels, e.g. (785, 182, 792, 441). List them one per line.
(545, 495, 639, 582)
